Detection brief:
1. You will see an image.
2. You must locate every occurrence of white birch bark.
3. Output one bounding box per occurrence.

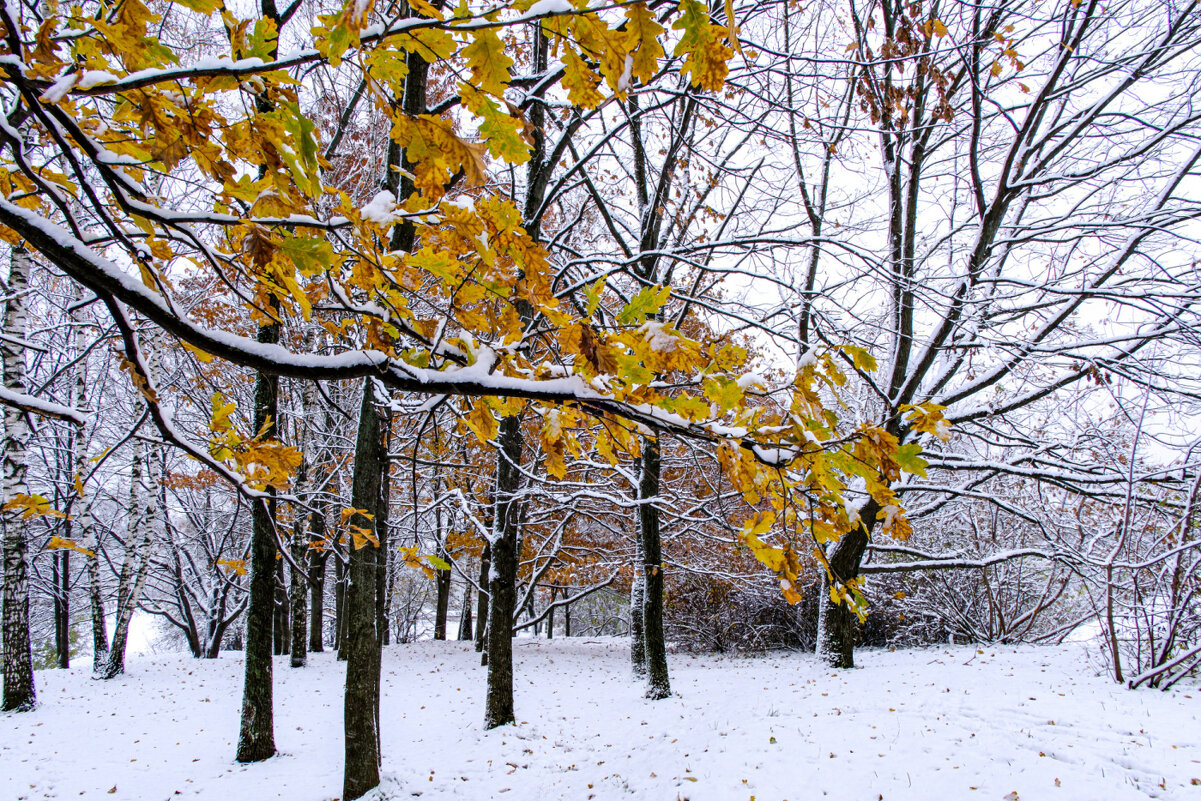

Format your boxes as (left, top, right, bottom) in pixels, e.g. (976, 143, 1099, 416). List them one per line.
(2, 246, 35, 710)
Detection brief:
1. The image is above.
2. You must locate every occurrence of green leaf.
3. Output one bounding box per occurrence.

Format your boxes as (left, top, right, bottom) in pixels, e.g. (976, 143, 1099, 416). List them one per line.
(278, 235, 333, 276)
(584, 276, 605, 316)
(460, 84, 529, 164)
(703, 376, 743, 412)
(895, 443, 928, 477)
(245, 18, 279, 60)
(275, 102, 323, 196)
(617, 284, 670, 325)
(616, 352, 653, 386)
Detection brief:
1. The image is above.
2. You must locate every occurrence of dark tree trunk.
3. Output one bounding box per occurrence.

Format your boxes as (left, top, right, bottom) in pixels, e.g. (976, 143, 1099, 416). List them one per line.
(309, 530, 327, 653)
(639, 437, 671, 699)
(343, 380, 387, 800)
(289, 535, 307, 667)
(373, 418, 391, 756)
(817, 502, 878, 669)
(54, 550, 70, 668)
(203, 582, 238, 659)
(235, 320, 279, 764)
(274, 556, 288, 656)
(817, 576, 857, 669)
(484, 413, 522, 729)
(475, 544, 490, 655)
(564, 597, 571, 638)
(457, 581, 473, 640)
(434, 566, 451, 640)
(335, 545, 347, 660)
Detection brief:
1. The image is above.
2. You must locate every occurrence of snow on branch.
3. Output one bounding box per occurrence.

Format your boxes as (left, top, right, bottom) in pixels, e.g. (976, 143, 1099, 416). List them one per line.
(0, 385, 86, 426)
(861, 544, 1060, 574)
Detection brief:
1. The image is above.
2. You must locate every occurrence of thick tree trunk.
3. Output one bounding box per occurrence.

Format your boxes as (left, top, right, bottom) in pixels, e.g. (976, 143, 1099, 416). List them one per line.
(235, 320, 279, 763)
(2, 246, 35, 711)
(484, 413, 522, 729)
(639, 437, 671, 699)
(343, 379, 387, 800)
(816, 574, 856, 669)
(816, 504, 877, 669)
(457, 581, 473, 640)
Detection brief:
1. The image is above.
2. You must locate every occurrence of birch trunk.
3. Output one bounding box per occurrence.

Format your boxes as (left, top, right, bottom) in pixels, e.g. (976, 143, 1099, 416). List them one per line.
(1, 246, 34, 710)
(100, 437, 156, 679)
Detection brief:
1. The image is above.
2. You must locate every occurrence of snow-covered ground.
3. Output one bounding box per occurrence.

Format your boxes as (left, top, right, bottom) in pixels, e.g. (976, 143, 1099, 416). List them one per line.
(2, 638, 1197, 800)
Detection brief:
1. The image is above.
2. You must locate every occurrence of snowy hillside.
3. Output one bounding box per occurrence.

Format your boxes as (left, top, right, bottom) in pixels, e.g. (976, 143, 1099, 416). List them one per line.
(2, 639, 1197, 800)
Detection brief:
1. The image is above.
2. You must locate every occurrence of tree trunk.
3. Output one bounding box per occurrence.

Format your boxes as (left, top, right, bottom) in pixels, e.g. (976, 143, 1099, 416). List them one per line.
(2, 246, 35, 711)
(457, 581, 473, 640)
(335, 545, 348, 660)
(639, 436, 670, 699)
(274, 556, 288, 656)
(372, 413, 391, 762)
(343, 379, 387, 800)
(80, 408, 106, 671)
(484, 412, 522, 729)
(53, 550, 69, 668)
(475, 544, 489, 655)
(434, 566, 451, 640)
(816, 506, 877, 669)
(309, 539, 327, 653)
(235, 320, 279, 763)
(630, 530, 646, 676)
(816, 574, 856, 669)
(289, 523, 308, 667)
(81, 442, 107, 674)
(546, 586, 555, 640)
(101, 438, 156, 679)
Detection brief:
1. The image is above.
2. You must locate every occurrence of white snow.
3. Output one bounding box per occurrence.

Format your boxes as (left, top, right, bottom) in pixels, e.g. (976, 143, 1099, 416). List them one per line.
(617, 53, 634, 93)
(1, 639, 1197, 800)
(528, 0, 574, 15)
(361, 190, 401, 226)
(77, 70, 118, 90)
(736, 371, 768, 392)
(40, 73, 79, 103)
(639, 320, 679, 353)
